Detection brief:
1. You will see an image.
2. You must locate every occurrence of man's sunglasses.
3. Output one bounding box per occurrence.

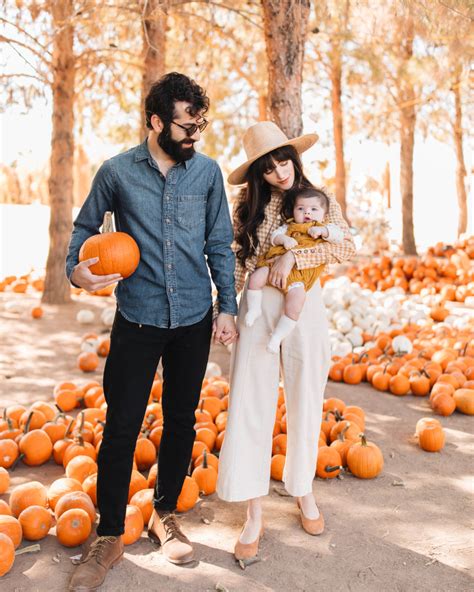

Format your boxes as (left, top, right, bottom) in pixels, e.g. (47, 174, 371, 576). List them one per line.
(171, 119, 209, 137)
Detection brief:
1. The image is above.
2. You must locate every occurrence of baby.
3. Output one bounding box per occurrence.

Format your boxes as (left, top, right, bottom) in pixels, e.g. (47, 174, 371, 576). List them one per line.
(245, 186, 344, 353)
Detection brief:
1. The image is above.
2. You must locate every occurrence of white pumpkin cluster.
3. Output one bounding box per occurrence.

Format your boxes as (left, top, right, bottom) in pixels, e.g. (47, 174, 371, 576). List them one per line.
(101, 307, 115, 327)
(322, 276, 429, 357)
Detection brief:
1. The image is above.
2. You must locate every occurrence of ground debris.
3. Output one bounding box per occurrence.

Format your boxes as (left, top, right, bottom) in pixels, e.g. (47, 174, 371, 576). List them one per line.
(215, 584, 229, 592)
(52, 553, 61, 564)
(392, 480, 405, 487)
(70, 554, 82, 565)
(201, 517, 211, 525)
(238, 556, 261, 570)
(390, 452, 395, 458)
(337, 474, 344, 480)
(15, 544, 41, 555)
(425, 558, 439, 567)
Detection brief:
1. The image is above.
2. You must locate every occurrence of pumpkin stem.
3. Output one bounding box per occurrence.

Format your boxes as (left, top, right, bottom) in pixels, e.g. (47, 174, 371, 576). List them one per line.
(24, 411, 34, 434)
(11, 452, 25, 471)
(102, 211, 114, 233)
(334, 409, 344, 422)
(55, 403, 65, 414)
(324, 465, 342, 473)
(359, 433, 368, 446)
(65, 418, 75, 438)
(202, 449, 208, 469)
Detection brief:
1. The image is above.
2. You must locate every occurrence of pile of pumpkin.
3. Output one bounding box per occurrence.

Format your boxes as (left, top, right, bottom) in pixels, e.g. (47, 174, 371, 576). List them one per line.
(0, 374, 228, 577)
(328, 322, 474, 419)
(426, 236, 474, 260)
(271, 391, 384, 483)
(344, 246, 474, 302)
(0, 273, 114, 298)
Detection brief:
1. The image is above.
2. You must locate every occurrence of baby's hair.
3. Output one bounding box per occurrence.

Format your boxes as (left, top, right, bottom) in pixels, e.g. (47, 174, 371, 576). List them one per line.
(282, 186, 330, 220)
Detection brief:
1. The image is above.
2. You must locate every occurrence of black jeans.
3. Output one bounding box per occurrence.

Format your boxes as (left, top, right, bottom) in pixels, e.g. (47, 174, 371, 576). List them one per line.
(96, 307, 212, 536)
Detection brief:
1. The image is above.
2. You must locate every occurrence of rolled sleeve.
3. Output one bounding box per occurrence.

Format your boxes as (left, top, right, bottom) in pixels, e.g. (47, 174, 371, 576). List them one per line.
(204, 164, 238, 316)
(65, 160, 116, 282)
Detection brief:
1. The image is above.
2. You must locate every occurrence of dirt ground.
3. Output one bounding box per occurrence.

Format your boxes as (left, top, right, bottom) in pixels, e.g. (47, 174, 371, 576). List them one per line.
(0, 291, 473, 592)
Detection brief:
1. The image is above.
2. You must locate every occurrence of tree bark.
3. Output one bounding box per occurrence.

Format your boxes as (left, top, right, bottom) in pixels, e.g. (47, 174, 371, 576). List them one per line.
(261, 0, 311, 138)
(42, 0, 75, 304)
(397, 15, 417, 256)
(452, 70, 468, 237)
(140, 0, 167, 138)
(329, 46, 348, 223)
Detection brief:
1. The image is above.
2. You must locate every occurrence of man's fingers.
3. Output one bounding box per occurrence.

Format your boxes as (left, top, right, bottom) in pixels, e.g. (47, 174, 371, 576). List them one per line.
(81, 257, 99, 267)
(98, 273, 123, 283)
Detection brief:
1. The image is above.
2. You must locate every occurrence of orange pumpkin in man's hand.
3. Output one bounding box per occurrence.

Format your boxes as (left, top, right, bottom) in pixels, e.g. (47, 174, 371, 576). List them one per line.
(79, 212, 140, 278)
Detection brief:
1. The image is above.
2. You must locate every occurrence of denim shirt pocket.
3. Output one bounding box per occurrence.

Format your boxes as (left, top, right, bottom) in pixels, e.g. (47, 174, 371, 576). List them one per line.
(176, 194, 207, 229)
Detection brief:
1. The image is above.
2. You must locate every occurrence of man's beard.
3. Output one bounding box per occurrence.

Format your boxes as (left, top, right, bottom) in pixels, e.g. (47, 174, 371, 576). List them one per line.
(158, 124, 195, 162)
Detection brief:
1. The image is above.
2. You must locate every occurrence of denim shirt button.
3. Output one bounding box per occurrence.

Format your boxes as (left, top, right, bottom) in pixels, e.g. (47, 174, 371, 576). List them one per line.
(165, 218, 171, 224)
(166, 240, 171, 246)
(169, 287, 174, 293)
(167, 264, 172, 269)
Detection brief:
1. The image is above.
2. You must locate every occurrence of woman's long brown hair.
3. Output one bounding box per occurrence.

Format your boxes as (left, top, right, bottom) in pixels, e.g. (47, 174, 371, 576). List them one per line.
(234, 145, 312, 266)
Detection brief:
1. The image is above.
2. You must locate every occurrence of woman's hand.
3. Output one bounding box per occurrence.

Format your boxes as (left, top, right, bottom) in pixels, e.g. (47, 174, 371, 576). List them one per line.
(268, 250, 295, 291)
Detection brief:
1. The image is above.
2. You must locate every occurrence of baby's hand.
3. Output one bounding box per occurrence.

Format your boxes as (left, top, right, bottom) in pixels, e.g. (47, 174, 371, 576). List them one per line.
(308, 226, 323, 238)
(282, 236, 298, 250)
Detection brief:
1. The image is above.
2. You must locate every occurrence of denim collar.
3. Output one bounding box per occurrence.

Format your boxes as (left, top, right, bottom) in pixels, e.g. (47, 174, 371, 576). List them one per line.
(134, 138, 191, 169)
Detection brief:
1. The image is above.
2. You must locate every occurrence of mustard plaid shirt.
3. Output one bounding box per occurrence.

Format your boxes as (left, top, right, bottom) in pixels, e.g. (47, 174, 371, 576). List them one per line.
(232, 188, 356, 295)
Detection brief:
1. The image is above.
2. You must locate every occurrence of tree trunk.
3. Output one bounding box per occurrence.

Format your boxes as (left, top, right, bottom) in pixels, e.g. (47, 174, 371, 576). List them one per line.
(399, 104, 417, 255)
(42, 0, 75, 304)
(261, 0, 311, 138)
(383, 161, 391, 209)
(329, 46, 348, 223)
(140, 0, 167, 138)
(258, 94, 268, 120)
(397, 14, 417, 256)
(452, 70, 468, 237)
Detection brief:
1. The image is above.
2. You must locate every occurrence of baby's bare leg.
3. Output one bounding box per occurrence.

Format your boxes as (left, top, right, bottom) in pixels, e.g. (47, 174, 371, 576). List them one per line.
(245, 267, 270, 327)
(267, 283, 305, 354)
(284, 283, 306, 321)
(248, 266, 270, 290)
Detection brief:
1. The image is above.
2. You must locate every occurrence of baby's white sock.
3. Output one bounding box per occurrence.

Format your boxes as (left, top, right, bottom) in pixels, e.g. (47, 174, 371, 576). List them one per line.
(245, 289, 263, 327)
(267, 315, 297, 353)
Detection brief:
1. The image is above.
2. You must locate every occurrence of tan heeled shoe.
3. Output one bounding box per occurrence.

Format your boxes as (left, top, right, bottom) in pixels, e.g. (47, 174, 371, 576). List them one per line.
(234, 523, 264, 561)
(297, 500, 325, 536)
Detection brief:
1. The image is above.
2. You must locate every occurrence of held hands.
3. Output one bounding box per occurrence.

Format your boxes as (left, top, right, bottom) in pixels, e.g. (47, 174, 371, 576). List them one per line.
(282, 236, 298, 250)
(71, 258, 123, 293)
(213, 313, 238, 346)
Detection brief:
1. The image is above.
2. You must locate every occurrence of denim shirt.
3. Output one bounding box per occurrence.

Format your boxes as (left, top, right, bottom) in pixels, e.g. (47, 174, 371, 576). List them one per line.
(65, 140, 237, 329)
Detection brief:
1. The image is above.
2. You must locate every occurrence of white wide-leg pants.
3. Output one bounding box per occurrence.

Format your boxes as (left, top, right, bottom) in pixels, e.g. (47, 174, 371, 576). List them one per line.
(217, 280, 331, 501)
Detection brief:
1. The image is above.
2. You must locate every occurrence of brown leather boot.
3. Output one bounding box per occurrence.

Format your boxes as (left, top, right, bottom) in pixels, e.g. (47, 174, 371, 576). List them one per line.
(148, 510, 194, 564)
(68, 535, 124, 592)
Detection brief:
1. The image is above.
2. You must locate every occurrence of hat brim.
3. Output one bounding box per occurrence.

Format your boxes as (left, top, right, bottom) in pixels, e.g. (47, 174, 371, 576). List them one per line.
(227, 133, 319, 186)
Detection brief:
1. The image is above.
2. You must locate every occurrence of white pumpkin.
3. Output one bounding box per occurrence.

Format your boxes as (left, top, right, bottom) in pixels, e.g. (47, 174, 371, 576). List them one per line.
(335, 316, 353, 334)
(81, 338, 99, 353)
(76, 309, 95, 324)
(205, 362, 222, 378)
(391, 335, 413, 354)
(331, 340, 353, 358)
(101, 307, 116, 327)
(346, 331, 364, 348)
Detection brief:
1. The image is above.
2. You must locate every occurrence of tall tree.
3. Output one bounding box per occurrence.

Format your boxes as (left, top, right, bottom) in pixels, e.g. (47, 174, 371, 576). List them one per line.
(261, 0, 311, 137)
(451, 66, 468, 236)
(42, 0, 76, 303)
(140, 0, 168, 136)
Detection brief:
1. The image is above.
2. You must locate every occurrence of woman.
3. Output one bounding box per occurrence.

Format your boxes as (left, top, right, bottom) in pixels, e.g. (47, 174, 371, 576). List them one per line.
(216, 121, 356, 559)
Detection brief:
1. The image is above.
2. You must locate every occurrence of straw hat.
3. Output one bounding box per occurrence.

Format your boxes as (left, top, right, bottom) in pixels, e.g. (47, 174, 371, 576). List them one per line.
(227, 121, 318, 186)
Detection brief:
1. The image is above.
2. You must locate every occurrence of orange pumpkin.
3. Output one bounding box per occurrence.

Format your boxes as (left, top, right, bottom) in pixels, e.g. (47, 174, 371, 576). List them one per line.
(453, 388, 474, 415)
(270, 454, 285, 481)
(134, 438, 156, 471)
(122, 504, 144, 545)
(0, 467, 9, 494)
(65, 455, 98, 484)
(418, 424, 445, 452)
(56, 508, 92, 547)
(19, 428, 53, 466)
(128, 470, 148, 502)
(55, 491, 96, 524)
(48, 477, 83, 511)
(0, 515, 22, 548)
(346, 434, 384, 479)
(316, 446, 342, 479)
(18, 506, 52, 541)
(129, 488, 154, 525)
(191, 450, 217, 495)
(77, 352, 100, 373)
(176, 476, 199, 512)
(79, 213, 140, 279)
(9, 481, 48, 517)
(0, 532, 14, 577)
(82, 473, 98, 506)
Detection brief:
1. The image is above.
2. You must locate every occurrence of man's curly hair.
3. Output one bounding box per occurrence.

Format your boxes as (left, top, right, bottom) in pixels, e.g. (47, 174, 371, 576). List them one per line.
(144, 72, 210, 129)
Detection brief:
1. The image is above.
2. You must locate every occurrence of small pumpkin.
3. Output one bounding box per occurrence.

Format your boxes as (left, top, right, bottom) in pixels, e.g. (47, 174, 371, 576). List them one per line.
(0, 532, 14, 577)
(55, 491, 96, 524)
(79, 212, 140, 279)
(48, 477, 83, 510)
(77, 352, 100, 373)
(346, 434, 384, 479)
(9, 481, 48, 517)
(316, 446, 342, 479)
(18, 506, 52, 541)
(191, 450, 217, 495)
(56, 508, 92, 547)
(129, 488, 154, 525)
(0, 467, 9, 494)
(18, 428, 53, 466)
(270, 454, 285, 481)
(453, 388, 474, 415)
(65, 455, 98, 484)
(176, 476, 199, 513)
(82, 473, 98, 506)
(418, 424, 445, 452)
(0, 515, 22, 548)
(122, 504, 144, 545)
(128, 470, 148, 502)
(134, 438, 156, 471)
